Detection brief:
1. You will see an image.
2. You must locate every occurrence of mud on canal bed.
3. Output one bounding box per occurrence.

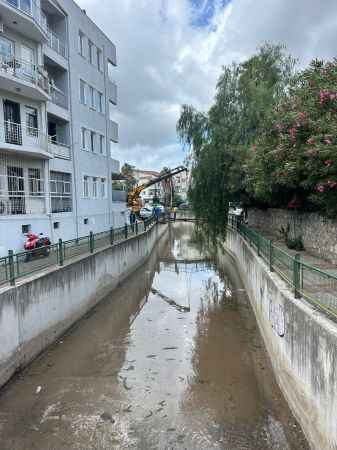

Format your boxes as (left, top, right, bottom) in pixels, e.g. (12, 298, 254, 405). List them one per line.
(0, 222, 309, 450)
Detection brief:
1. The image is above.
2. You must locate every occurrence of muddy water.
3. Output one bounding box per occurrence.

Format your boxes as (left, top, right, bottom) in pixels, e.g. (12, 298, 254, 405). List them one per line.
(0, 223, 309, 450)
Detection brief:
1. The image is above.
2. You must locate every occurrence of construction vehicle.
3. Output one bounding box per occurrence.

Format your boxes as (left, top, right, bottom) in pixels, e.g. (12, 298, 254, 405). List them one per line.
(127, 166, 187, 214)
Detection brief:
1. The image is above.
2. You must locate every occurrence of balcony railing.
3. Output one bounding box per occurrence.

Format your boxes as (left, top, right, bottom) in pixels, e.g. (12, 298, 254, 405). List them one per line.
(47, 27, 67, 59)
(0, 52, 50, 94)
(1, 121, 48, 152)
(48, 137, 71, 159)
(50, 88, 68, 109)
(6, 0, 47, 33)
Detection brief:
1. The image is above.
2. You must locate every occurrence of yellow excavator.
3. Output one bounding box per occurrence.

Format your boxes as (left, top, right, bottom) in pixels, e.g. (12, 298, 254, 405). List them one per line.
(127, 166, 187, 214)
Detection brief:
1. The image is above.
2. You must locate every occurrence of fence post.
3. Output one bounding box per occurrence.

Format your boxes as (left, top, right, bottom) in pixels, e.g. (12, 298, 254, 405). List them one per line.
(89, 232, 94, 253)
(294, 254, 301, 299)
(58, 239, 64, 266)
(144, 220, 147, 231)
(136, 221, 138, 235)
(257, 234, 261, 257)
(269, 240, 274, 272)
(8, 250, 15, 286)
(124, 224, 128, 239)
(110, 227, 114, 245)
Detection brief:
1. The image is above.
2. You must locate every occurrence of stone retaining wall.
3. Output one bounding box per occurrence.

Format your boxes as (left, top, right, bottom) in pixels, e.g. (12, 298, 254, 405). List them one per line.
(248, 208, 337, 264)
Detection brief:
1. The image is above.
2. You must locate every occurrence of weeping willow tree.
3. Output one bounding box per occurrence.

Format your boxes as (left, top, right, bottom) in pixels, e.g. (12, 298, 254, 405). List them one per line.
(177, 43, 296, 237)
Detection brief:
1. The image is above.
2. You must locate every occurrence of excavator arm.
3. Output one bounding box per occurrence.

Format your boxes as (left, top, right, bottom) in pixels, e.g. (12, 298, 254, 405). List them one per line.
(127, 166, 187, 212)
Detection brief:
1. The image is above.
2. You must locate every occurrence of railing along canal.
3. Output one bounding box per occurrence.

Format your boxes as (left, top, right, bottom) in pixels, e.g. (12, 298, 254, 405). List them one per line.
(229, 214, 337, 320)
(0, 215, 157, 287)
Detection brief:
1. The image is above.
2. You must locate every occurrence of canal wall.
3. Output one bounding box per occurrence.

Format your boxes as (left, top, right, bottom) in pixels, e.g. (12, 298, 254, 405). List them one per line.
(225, 228, 337, 450)
(248, 207, 337, 264)
(0, 223, 167, 389)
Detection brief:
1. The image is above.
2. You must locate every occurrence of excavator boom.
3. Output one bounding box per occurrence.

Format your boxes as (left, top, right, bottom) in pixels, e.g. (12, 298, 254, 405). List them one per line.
(127, 166, 187, 212)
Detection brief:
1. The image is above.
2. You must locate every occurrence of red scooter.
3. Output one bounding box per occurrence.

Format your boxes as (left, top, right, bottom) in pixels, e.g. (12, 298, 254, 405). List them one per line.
(24, 233, 51, 261)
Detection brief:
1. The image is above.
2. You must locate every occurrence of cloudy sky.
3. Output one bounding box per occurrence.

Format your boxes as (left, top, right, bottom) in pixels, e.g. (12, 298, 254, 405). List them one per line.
(78, 0, 337, 171)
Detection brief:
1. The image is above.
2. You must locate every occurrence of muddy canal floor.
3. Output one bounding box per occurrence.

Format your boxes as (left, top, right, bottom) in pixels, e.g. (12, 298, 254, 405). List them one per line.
(0, 223, 309, 450)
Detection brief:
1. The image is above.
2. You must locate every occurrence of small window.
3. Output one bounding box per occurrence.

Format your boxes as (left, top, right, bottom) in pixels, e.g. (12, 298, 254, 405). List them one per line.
(107, 60, 114, 82)
(53, 221, 60, 230)
(100, 178, 106, 198)
(97, 48, 102, 71)
(97, 91, 103, 113)
(78, 31, 85, 57)
(88, 40, 94, 64)
(92, 177, 98, 198)
(22, 224, 31, 234)
(90, 131, 95, 152)
(81, 127, 86, 149)
(83, 176, 89, 197)
(26, 106, 38, 137)
(80, 79, 86, 104)
(99, 135, 104, 154)
(89, 86, 95, 109)
(28, 168, 41, 195)
(84, 218, 89, 225)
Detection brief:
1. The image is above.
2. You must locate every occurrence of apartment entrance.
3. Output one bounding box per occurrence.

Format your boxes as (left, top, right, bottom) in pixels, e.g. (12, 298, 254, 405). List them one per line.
(3, 100, 22, 145)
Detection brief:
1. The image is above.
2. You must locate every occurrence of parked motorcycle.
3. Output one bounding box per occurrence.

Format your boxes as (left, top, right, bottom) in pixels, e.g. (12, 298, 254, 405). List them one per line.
(24, 233, 51, 261)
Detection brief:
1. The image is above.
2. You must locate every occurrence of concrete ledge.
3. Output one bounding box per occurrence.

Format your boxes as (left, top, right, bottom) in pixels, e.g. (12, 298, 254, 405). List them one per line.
(0, 223, 167, 389)
(225, 228, 337, 450)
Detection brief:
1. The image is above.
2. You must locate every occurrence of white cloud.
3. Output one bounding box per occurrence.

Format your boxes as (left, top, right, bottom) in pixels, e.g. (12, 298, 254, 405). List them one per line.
(78, 0, 337, 170)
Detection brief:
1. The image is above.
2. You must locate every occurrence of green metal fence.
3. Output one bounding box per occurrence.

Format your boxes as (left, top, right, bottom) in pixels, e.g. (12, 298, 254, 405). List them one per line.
(229, 215, 337, 319)
(0, 215, 157, 288)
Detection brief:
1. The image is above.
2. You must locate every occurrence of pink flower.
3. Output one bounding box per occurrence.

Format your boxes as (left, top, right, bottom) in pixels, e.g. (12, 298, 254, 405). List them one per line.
(330, 94, 337, 101)
(324, 159, 333, 167)
(324, 138, 332, 145)
(251, 144, 257, 152)
(328, 180, 337, 189)
(290, 127, 297, 144)
(316, 184, 325, 193)
(307, 137, 315, 145)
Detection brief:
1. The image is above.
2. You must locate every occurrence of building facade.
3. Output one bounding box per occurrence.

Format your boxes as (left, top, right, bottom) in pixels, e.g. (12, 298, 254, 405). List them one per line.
(173, 170, 188, 201)
(0, 0, 126, 256)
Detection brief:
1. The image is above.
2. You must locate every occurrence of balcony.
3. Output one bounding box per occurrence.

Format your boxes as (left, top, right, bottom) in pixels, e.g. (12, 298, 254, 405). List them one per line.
(0, 52, 50, 101)
(47, 27, 67, 59)
(0, 121, 51, 158)
(50, 87, 68, 109)
(48, 137, 70, 160)
(0, 0, 48, 42)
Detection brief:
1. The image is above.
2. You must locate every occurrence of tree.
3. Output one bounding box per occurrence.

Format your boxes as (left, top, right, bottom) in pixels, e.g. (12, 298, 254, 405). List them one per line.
(177, 43, 296, 235)
(121, 163, 136, 192)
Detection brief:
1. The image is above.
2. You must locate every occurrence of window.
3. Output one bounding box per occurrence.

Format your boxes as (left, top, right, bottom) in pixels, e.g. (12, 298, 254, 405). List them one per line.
(89, 86, 95, 109)
(97, 91, 103, 113)
(90, 131, 95, 152)
(92, 177, 98, 198)
(53, 222, 60, 229)
(107, 60, 114, 82)
(109, 101, 115, 121)
(78, 31, 85, 57)
(50, 171, 72, 213)
(28, 168, 42, 196)
(80, 79, 86, 104)
(88, 40, 94, 64)
(83, 175, 89, 198)
(22, 224, 31, 234)
(97, 48, 102, 71)
(84, 218, 89, 225)
(26, 106, 38, 137)
(100, 178, 106, 198)
(81, 127, 86, 150)
(99, 135, 104, 154)
(0, 36, 13, 60)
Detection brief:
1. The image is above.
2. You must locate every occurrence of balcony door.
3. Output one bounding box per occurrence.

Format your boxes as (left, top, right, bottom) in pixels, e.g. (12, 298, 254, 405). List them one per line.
(21, 45, 34, 81)
(0, 36, 13, 64)
(4, 100, 22, 145)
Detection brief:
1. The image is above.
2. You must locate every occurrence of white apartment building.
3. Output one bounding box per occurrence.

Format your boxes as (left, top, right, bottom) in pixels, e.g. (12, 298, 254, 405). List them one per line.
(173, 170, 188, 201)
(0, 0, 126, 256)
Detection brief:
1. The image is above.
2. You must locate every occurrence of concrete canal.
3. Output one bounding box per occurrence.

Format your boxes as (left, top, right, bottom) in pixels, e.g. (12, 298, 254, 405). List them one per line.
(0, 222, 309, 450)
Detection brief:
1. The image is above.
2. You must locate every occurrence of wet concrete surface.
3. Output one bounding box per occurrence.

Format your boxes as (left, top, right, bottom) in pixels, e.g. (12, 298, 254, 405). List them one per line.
(0, 223, 309, 450)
